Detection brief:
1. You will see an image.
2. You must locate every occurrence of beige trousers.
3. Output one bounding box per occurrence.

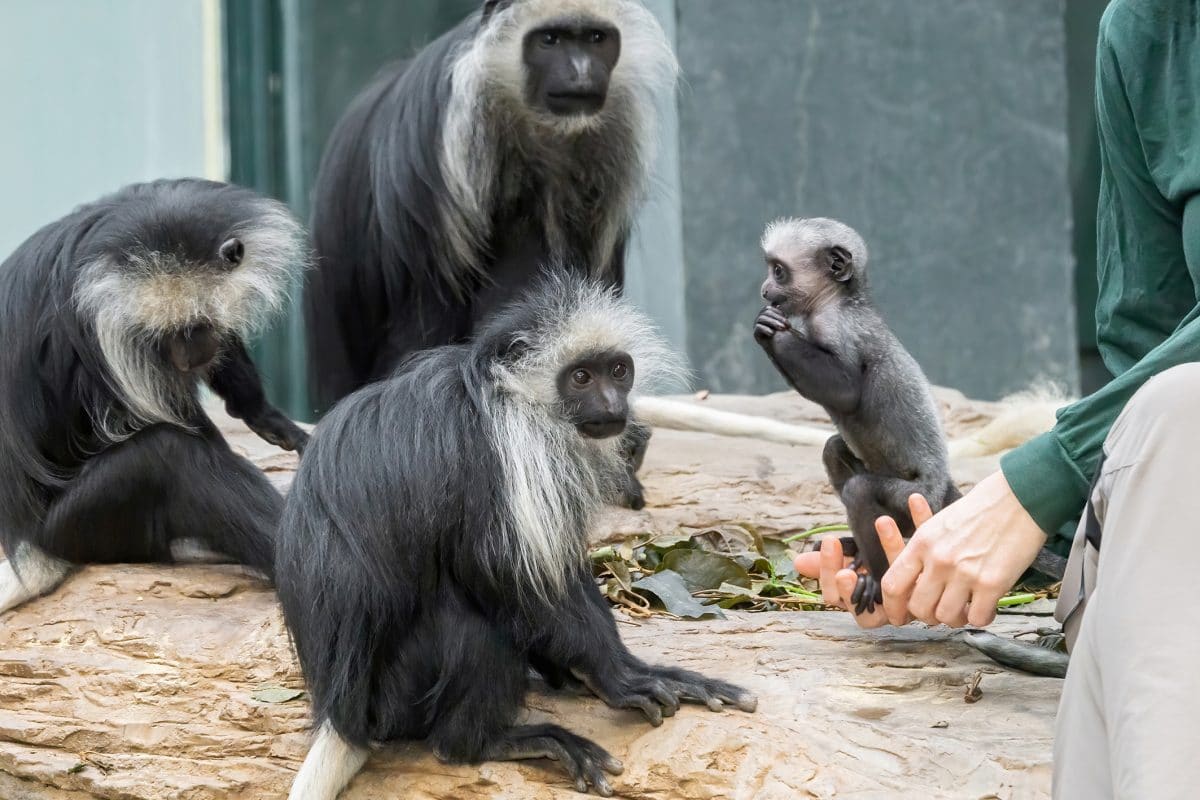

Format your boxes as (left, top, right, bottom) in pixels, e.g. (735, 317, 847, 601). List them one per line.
(1053, 363, 1200, 799)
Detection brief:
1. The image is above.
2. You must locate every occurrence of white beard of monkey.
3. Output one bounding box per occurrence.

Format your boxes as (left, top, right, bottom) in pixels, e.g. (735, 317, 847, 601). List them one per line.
(484, 275, 685, 601)
(73, 201, 307, 438)
(438, 0, 678, 296)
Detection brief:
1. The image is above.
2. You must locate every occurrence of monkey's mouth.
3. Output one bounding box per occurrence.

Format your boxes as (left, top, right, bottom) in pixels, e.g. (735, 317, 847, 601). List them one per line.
(545, 92, 607, 116)
(577, 419, 627, 439)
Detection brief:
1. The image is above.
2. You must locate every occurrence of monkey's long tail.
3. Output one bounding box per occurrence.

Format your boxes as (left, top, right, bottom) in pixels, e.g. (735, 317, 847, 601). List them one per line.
(633, 393, 1068, 460)
(632, 397, 833, 447)
(960, 630, 1069, 678)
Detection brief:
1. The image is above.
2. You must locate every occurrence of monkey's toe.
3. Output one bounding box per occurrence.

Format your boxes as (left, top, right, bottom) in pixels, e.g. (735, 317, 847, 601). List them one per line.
(851, 575, 883, 615)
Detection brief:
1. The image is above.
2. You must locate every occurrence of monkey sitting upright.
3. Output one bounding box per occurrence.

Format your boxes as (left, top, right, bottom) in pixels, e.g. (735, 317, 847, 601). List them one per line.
(752, 217, 959, 615)
(0, 179, 309, 614)
(278, 274, 755, 800)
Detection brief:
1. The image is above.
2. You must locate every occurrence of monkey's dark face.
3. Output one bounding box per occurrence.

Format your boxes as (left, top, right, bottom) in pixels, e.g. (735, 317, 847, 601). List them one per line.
(522, 19, 621, 117)
(556, 349, 634, 439)
(158, 324, 223, 373)
(761, 246, 854, 316)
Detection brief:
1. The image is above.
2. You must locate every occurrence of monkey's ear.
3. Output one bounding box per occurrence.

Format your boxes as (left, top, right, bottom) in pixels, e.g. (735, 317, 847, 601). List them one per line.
(482, 0, 514, 22)
(826, 246, 854, 283)
(498, 334, 531, 362)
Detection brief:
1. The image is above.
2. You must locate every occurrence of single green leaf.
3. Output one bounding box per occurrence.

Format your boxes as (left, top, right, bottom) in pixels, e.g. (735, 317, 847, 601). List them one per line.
(661, 549, 751, 591)
(631, 570, 724, 619)
(768, 552, 799, 581)
(252, 687, 306, 704)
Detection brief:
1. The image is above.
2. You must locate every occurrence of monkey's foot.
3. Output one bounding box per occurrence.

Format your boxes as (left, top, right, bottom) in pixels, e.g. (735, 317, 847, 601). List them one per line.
(851, 573, 883, 616)
(579, 665, 757, 726)
(482, 723, 623, 797)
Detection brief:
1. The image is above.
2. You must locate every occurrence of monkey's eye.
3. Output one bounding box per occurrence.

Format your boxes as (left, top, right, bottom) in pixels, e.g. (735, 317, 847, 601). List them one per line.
(611, 362, 628, 380)
(772, 262, 785, 282)
(571, 368, 592, 386)
(589, 30, 608, 44)
(541, 31, 560, 46)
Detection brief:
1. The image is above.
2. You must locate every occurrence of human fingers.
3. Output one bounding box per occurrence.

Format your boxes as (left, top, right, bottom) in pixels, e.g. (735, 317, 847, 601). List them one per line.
(880, 518, 922, 626)
(876, 515, 907, 565)
(967, 584, 1005, 628)
(908, 493, 934, 526)
(874, 515, 911, 625)
(819, 536, 846, 608)
(933, 576, 972, 627)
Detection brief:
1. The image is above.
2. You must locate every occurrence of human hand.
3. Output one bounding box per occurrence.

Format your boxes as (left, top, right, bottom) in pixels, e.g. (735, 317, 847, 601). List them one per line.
(793, 493, 932, 628)
(880, 470, 1047, 628)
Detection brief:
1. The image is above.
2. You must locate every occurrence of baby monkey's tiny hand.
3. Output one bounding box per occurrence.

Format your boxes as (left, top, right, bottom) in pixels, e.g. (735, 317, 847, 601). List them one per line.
(754, 306, 790, 344)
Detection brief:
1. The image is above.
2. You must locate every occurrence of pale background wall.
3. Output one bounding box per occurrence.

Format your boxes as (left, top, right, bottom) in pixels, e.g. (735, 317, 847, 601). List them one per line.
(0, 0, 223, 257)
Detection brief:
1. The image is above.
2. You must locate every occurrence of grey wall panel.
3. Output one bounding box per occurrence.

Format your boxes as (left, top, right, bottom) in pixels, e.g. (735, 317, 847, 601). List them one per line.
(624, 0, 689, 366)
(0, 1, 217, 258)
(676, 0, 1078, 399)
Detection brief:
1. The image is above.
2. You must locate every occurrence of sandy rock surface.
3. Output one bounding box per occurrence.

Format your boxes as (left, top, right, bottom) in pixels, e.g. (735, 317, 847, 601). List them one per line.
(0, 391, 1059, 799)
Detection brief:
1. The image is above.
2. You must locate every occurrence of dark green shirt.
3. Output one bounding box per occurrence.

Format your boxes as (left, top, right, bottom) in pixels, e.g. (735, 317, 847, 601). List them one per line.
(1001, 0, 1200, 535)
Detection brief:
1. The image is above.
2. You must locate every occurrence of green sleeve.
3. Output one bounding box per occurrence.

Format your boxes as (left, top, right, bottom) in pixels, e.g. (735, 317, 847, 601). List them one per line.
(1002, 1, 1200, 537)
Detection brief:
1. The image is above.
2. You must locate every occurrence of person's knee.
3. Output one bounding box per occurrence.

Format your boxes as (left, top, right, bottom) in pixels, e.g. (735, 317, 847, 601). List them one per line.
(1122, 363, 1200, 429)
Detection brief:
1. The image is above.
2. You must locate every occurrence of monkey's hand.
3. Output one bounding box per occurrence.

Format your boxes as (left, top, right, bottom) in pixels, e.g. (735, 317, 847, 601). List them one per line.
(242, 408, 310, 455)
(753, 306, 791, 345)
(575, 663, 756, 727)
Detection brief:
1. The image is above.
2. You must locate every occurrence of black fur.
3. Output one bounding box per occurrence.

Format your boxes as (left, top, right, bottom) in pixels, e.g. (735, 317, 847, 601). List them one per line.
(0, 179, 305, 578)
(305, 6, 653, 412)
(278, 277, 754, 795)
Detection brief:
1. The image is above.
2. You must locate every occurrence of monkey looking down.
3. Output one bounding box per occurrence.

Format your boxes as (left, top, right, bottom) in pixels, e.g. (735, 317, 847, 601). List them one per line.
(0, 179, 309, 614)
(752, 217, 960, 614)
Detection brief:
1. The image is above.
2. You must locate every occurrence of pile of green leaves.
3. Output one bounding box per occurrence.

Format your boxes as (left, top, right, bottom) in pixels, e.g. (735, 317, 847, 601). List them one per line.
(589, 522, 1054, 619)
(588, 523, 828, 619)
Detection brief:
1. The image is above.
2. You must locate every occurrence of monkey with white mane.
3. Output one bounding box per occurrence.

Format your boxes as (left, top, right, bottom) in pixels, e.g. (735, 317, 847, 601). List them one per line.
(279, 275, 756, 799)
(305, 0, 678, 413)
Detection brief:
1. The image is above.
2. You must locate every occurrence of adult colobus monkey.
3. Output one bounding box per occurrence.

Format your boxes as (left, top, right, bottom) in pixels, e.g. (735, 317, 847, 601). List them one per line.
(305, 0, 678, 411)
(0, 179, 309, 614)
(278, 275, 756, 799)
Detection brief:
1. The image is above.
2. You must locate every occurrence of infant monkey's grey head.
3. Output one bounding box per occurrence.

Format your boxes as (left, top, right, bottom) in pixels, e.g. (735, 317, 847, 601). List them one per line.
(759, 217, 869, 316)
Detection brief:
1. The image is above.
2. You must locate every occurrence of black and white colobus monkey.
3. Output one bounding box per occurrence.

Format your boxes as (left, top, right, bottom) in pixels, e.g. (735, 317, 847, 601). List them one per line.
(305, 0, 678, 411)
(0, 179, 309, 614)
(278, 275, 756, 799)
(752, 218, 960, 616)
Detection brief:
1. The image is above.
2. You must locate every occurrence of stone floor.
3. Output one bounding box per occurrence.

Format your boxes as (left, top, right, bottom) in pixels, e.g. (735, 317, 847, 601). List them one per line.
(0, 391, 1059, 799)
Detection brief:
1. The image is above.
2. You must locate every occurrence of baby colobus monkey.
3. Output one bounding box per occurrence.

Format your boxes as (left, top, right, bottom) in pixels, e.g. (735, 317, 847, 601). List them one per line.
(0, 179, 308, 614)
(753, 218, 959, 615)
(277, 274, 756, 800)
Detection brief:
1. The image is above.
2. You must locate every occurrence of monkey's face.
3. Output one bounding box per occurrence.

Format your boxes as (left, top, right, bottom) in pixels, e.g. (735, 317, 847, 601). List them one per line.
(522, 18, 621, 117)
(760, 246, 854, 316)
(556, 349, 634, 439)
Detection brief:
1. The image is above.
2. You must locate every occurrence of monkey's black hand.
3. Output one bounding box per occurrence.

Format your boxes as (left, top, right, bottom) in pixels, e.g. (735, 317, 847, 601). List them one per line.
(247, 410, 310, 455)
(586, 663, 757, 726)
(620, 475, 646, 510)
(850, 571, 883, 616)
(753, 306, 790, 344)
